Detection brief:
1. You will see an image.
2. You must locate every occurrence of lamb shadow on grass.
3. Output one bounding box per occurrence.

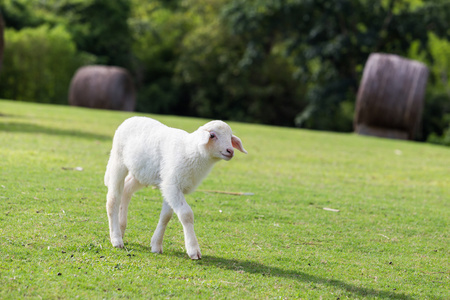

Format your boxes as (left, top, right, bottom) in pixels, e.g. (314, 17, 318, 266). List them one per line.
(194, 253, 413, 299)
(123, 243, 414, 300)
(0, 121, 111, 141)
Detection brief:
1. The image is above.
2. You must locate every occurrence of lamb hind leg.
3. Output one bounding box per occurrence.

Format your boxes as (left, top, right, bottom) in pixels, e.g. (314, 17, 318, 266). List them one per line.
(119, 175, 144, 238)
(151, 200, 173, 254)
(106, 165, 128, 248)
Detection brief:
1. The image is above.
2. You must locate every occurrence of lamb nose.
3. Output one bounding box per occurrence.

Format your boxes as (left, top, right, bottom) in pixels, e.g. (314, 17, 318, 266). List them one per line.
(226, 148, 234, 156)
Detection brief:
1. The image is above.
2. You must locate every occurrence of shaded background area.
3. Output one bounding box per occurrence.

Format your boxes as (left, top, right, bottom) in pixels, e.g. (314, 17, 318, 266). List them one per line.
(0, 0, 449, 145)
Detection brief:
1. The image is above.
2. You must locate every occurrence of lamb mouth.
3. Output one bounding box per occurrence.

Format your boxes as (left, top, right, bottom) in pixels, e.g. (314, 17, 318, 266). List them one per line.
(220, 152, 233, 159)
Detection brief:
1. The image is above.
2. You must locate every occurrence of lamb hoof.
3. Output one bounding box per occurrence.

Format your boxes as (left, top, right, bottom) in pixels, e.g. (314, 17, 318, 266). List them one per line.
(151, 243, 163, 254)
(151, 248, 163, 254)
(111, 238, 124, 248)
(188, 249, 202, 260)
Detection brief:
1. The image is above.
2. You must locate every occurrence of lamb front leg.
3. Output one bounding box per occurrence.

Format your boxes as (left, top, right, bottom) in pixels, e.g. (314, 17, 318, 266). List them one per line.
(161, 185, 201, 260)
(175, 203, 201, 260)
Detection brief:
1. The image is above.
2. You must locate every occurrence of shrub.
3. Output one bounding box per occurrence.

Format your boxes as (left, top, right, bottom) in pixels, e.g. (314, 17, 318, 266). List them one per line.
(409, 33, 450, 144)
(176, 22, 307, 126)
(130, 3, 192, 114)
(0, 25, 94, 104)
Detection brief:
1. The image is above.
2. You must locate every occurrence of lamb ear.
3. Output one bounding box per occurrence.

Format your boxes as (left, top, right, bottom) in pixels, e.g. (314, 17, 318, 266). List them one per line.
(198, 129, 211, 146)
(232, 135, 248, 154)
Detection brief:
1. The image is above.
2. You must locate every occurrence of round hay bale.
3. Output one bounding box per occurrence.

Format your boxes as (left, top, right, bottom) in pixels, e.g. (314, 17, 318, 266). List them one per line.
(354, 53, 429, 140)
(68, 65, 136, 111)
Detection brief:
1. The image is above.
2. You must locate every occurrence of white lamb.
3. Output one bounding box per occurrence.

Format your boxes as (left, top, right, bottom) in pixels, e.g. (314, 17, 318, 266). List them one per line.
(104, 116, 247, 259)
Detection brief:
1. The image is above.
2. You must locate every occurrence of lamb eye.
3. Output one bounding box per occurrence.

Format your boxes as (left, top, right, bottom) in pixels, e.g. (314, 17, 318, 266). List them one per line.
(210, 133, 216, 139)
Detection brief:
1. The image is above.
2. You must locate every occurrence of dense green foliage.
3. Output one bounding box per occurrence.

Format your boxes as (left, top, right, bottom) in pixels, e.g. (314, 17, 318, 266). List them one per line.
(0, 25, 91, 104)
(0, 0, 449, 143)
(1, 100, 449, 298)
(222, 0, 450, 133)
(64, 0, 133, 68)
(410, 32, 450, 145)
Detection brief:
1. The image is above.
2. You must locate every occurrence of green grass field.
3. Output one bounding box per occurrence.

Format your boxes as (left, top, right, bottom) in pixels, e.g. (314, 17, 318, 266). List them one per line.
(0, 100, 448, 299)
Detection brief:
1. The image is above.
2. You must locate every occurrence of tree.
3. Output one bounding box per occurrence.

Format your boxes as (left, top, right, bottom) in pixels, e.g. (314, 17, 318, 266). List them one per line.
(175, 20, 307, 125)
(222, 0, 450, 131)
(157, 0, 306, 126)
(61, 0, 133, 68)
(410, 32, 450, 144)
(0, 0, 43, 29)
(129, 0, 194, 114)
(0, 25, 88, 103)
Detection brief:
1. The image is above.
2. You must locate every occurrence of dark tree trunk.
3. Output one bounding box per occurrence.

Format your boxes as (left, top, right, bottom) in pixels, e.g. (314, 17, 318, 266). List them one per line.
(0, 12, 4, 73)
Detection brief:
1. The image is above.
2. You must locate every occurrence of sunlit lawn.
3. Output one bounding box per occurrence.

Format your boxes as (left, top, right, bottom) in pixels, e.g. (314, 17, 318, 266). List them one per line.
(0, 100, 448, 299)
